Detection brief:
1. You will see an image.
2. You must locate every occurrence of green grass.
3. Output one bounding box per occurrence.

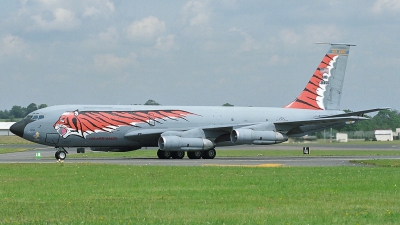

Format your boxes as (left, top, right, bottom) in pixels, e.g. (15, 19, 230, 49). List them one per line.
(0, 136, 37, 154)
(0, 136, 32, 145)
(351, 159, 400, 167)
(0, 148, 31, 154)
(0, 164, 399, 224)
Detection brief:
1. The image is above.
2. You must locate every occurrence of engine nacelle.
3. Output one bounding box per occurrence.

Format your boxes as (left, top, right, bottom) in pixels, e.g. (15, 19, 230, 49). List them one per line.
(230, 129, 288, 145)
(158, 136, 214, 151)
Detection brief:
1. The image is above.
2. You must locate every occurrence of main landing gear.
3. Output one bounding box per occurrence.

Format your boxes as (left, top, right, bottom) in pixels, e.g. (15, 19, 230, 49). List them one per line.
(55, 147, 69, 161)
(157, 149, 216, 160)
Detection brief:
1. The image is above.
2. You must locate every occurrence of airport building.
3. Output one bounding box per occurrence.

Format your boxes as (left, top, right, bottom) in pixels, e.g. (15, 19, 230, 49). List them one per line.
(374, 130, 393, 141)
(396, 128, 400, 140)
(336, 133, 348, 142)
(0, 122, 15, 136)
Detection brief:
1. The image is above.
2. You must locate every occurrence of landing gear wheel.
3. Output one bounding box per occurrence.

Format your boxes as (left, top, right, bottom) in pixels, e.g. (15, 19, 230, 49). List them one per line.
(171, 151, 185, 159)
(55, 150, 67, 160)
(187, 151, 202, 159)
(157, 149, 171, 159)
(58, 151, 66, 160)
(202, 149, 216, 159)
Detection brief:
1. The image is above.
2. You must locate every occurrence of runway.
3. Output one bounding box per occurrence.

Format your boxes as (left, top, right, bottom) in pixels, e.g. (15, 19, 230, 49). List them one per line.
(1, 144, 400, 167)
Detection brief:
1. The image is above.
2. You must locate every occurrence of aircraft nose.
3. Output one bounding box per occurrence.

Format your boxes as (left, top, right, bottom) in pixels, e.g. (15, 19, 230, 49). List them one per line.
(10, 120, 26, 138)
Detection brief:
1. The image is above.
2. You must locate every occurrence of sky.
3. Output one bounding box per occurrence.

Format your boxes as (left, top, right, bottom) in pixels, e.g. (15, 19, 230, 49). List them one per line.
(1, 0, 399, 112)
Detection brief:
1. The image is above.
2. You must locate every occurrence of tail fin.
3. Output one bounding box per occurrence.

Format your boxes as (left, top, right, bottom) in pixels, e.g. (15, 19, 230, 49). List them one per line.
(284, 43, 355, 110)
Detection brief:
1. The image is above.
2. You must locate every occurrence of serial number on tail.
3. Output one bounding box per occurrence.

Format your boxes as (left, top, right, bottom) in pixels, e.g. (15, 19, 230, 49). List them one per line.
(320, 80, 329, 84)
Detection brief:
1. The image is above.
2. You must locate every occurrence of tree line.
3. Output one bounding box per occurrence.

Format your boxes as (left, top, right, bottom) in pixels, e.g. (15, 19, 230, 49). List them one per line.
(0, 103, 47, 121)
(337, 109, 400, 132)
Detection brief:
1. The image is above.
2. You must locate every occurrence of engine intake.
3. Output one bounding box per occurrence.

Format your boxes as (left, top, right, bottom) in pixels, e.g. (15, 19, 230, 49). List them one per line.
(158, 136, 214, 151)
(230, 129, 288, 145)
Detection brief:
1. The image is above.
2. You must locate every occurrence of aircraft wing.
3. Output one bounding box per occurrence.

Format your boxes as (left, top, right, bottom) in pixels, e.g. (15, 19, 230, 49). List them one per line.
(275, 108, 388, 130)
(125, 128, 170, 138)
(124, 122, 261, 139)
(124, 109, 386, 144)
(275, 116, 368, 128)
(125, 115, 371, 140)
(320, 108, 390, 118)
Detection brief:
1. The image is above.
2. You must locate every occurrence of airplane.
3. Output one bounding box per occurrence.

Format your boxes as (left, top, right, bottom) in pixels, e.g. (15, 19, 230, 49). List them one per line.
(10, 43, 387, 160)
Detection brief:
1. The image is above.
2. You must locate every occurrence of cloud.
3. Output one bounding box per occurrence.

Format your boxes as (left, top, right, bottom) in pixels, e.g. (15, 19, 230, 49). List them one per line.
(279, 29, 300, 45)
(219, 0, 238, 10)
(31, 8, 80, 31)
(277, 25, 342, 47)
(83, 7, 101, 17)
(98, 27, 119, 43)
(154, 35, 177, 51)
(229, 27, 260, 52)
(182, 0, 211, 26)
(0, 34, 26, 58)
(19, 0, 115, 32)
(303, 25, 342, 43)
(93, 53, 138, 72)
(126, 16, 166, 41)
(83, 0, 115, 17)
(371, 0, 400, 13)
(81, 27, 119, 51)
(267, 55, 288, 66)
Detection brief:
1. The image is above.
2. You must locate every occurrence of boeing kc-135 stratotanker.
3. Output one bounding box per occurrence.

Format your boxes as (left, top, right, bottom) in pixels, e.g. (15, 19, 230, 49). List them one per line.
(10, 43, 387, 160)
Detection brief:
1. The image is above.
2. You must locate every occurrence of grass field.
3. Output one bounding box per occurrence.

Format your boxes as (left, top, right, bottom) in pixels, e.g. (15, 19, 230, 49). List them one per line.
(352, 159, 400, 167)
(0, 136, 33, 145)
(1, 136, 400, 223)
(0, 148, 31, 154)
(0, 164, 399, 224)
(0, 136, 36, 154)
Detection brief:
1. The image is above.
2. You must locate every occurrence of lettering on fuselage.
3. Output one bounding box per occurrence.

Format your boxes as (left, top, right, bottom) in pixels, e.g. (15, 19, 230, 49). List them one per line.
(88, 137, 118, 141)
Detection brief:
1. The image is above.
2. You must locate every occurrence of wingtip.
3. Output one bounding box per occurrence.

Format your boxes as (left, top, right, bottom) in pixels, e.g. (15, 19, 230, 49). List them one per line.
(314, 42, 356, 46)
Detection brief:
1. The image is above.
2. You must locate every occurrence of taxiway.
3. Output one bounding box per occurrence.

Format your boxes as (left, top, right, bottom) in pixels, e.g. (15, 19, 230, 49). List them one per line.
(1, 143, 399, 167)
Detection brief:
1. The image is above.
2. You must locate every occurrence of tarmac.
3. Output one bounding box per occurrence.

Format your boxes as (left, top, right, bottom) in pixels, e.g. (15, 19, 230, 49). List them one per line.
(1, 142, 400, 167)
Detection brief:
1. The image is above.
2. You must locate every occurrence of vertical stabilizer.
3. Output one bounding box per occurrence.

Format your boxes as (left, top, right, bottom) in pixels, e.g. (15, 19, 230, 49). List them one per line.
(284, 43, 354, 110)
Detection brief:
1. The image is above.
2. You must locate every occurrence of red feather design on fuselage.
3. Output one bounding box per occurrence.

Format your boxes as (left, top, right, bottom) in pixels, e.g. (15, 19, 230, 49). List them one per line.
(54, 110, 197, 139)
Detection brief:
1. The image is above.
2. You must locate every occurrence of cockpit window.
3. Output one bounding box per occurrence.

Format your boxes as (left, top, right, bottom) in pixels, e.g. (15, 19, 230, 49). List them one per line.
(25, 113, 45, 121)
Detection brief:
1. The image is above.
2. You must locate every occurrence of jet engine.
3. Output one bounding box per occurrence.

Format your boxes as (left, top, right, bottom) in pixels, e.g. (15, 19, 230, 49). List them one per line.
(230, 129, 288, 145)
(158, 136, 214, 151)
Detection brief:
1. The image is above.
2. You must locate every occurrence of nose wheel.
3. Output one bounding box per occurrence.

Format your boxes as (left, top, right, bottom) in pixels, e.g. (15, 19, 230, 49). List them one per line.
(55, 147, 68, 160)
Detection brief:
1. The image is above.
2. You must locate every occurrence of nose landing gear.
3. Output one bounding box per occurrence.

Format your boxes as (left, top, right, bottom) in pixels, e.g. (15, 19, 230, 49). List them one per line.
(55, 147, 69, 161)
